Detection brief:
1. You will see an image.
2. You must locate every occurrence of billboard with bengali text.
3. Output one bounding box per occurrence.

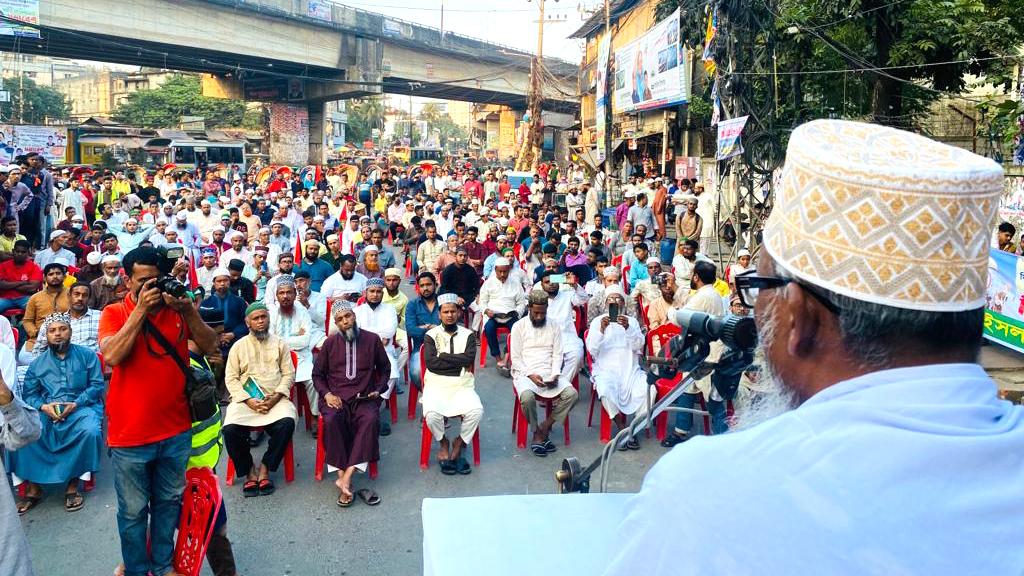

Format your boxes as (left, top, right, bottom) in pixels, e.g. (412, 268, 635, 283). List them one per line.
(985, 248, 1024, 354)
(0, 0, 40, 38)
(0, 124, 67, 165)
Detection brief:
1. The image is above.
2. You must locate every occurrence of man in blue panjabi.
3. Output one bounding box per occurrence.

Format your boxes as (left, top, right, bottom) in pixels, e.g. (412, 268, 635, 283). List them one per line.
(603, 120, 1024, 575)
(7, 312, 104, 515)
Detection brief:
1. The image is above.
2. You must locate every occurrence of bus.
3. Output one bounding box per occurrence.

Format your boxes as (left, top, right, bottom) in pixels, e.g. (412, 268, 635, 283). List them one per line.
(142, 138, 247, 172)
(410, 147, 443, 164)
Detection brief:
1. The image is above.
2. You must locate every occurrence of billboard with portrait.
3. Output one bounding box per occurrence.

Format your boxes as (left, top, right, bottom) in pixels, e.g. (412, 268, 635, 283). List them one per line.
(612, 8, 689, 113)
(0, 124, 67, 165)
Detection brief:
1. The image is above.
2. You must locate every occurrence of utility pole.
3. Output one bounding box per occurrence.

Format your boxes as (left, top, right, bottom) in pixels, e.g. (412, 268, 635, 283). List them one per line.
(514, 0, 554, 171)
(603, 0, 613, 206)
(439, 0, 445, 46)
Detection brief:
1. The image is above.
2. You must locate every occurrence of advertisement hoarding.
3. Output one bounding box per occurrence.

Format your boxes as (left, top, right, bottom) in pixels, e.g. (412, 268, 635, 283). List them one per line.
(612, 8, 688, 113)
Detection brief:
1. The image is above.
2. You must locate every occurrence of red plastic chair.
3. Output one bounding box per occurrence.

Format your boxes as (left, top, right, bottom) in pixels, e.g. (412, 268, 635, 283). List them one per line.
(611, 255, 622, 268)
(406, 334, 419, 420)
(417, 342, 481, 468)
(622, 265, 631, 293)
(653, 374, 710, 441)
(478, 324, 510, 368)
(645, 323, 680, 356)
(323, 298, 398, 424)
(224, 436, 295, 485)
(507, 333, 572, 447)
(583, 329, 614, 443)
(172, 467, 222, 576)
(287, 351, 314, 431)
(314, 415, 378, 481)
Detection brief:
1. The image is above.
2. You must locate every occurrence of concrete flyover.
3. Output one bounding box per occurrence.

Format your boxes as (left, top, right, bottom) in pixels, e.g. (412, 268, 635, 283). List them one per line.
(0, 0, 578, 110)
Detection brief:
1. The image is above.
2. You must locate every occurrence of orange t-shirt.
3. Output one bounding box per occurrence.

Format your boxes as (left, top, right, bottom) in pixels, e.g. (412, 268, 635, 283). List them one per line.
(99, 295, 192, 448)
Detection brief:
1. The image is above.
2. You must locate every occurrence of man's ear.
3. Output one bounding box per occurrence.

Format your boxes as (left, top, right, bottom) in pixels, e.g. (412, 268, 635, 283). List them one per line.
(784, 283, 821, 359)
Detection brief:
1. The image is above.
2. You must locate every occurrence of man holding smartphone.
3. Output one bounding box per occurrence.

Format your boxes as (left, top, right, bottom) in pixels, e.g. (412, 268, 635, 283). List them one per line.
(99, 246, 218, 576)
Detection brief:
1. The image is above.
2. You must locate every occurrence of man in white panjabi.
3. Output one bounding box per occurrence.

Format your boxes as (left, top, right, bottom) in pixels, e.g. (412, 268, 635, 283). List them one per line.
(421, 293, 482, 476)
(585, 284, 653, 450)
(661, 259, 729, 447)
(537, 270, 586, 390)
(353, 277, 401, 436)
(268, 275, 317, 420)
(476, 257, 526, 373)
(510, 290, 579, 457)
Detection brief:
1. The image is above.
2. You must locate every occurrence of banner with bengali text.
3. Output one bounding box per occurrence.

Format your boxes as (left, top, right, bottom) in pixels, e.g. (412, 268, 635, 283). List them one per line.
(985, 248, 1024, 354)
(0, 0, 40, 38)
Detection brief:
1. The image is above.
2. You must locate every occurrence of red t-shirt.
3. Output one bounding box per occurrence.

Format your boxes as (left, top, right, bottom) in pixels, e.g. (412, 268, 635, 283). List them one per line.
(267, 180, 287, 194)
(99, 296, 192, 448)
(0, 259, 42, 299)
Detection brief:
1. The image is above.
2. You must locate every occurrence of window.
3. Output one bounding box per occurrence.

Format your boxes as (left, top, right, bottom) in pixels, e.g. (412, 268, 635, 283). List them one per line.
(174, 146, 195, 164)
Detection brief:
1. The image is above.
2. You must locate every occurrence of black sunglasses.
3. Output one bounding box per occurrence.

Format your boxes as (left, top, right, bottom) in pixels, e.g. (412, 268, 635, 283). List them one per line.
(734, 270, 841, 314)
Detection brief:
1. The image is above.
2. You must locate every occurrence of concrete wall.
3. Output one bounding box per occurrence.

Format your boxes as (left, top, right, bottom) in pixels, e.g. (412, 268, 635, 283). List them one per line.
(269, 103, 309, 165)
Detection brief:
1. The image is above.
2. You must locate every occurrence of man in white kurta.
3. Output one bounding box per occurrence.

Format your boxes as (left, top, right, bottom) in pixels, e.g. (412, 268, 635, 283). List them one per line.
(354, 278, 401, 436)
(222, 302, 297, 495)
(538, 271, 586, 389)
(421, 294, 483, 475)
(510, 291, 579, 455)
(585, 284, 653, 449)
(295, 271, 327, 348)
(268, 276, 316, 418)
(476, 258, 526, 370)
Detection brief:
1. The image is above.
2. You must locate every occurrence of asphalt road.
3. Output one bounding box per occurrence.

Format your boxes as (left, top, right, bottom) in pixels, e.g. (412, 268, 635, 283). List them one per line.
(18, 338, 666, 576)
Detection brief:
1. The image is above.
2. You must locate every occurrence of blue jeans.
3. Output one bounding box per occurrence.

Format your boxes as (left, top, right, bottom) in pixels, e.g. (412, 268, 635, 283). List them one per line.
(672, 393, 728, 436)
(409, 348, 423, 390)
(0, 295, 29, 313)
(110, 430, 191, 576)
(484, 314, 518, 358)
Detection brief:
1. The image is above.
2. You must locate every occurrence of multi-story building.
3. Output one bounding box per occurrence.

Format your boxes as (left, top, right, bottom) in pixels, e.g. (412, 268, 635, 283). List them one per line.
(0, 54, 88, 86)
(55, 68, 181, 121)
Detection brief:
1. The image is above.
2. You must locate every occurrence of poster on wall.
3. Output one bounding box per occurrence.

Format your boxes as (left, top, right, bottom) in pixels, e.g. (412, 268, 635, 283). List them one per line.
(269, 103, 309, 166)
(0, 0, 40, 38)
(716, 115, 748, 160)
(595, 34, 610, 164)
(612, 8, 688, 114)
(0, 124, 67, 165)
(307, 0, 332, 22)
(985, 248, 1024, 354)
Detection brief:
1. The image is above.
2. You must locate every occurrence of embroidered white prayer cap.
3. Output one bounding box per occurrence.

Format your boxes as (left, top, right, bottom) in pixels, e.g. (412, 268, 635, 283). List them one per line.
(437, 293, 460, 307)
(764, 119, 1002, 312)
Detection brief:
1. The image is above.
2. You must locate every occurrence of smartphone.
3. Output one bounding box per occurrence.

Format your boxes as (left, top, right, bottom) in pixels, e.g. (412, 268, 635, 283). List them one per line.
(549, 273, 566, 284)
(53, 403, 64, 416)
(609, 302, 620, 322)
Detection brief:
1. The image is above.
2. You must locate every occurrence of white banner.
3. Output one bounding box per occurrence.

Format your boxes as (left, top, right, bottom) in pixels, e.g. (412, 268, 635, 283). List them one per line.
(716, 116, 748, 160)
(612, 8, 688, 113)
(0, 0, 40, 38)
(0, 125, 67, 165)
(595, 34, 610, 164)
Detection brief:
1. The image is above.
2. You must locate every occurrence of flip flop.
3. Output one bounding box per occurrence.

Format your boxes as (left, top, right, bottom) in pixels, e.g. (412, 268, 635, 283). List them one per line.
(242, 480, 259, 497)
(64, 491, 84, 512)
(455, 457, 471, 475)
(337, 494, 353, 508)
(530, 443, 548, 457)
(543, 439, 556, 453)
(258, 479, 275, 496)
(356, 488, 381, 506)
(626, 438, 641, 450)
(660, 433, 688, 448)
(16, 495, 41, 515)
(439, 459, 457, 475)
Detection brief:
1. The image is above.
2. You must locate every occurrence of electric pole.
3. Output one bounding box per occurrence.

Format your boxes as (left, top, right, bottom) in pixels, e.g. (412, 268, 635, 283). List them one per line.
(603, 0, 613, 206)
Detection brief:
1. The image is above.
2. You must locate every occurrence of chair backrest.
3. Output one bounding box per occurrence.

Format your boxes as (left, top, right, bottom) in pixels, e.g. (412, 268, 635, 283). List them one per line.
(646, 323, 681, 356)
(290, 350, 298, 369)
(583, 329, 592, 371)
(622, 265, 631, 292)
(173, 467, 223, 576)
(11, 326, 18, 349)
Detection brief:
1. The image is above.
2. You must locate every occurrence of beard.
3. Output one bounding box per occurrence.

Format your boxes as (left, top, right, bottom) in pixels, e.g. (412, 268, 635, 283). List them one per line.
(102, 273, 119, 287)
(365, 261, 380, 272)
(341, 326, 358, 342)
(251, 328, 270, 341)
(442, 321, 458, 333)
(530, 316, 547, 328)
(48, 340, 70, 355)
(730, 308, 799, 432)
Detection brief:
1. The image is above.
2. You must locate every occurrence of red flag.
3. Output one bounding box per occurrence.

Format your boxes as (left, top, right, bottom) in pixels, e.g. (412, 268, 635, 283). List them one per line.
(294, 231, 303, 262)
(188, 255, 199, 290)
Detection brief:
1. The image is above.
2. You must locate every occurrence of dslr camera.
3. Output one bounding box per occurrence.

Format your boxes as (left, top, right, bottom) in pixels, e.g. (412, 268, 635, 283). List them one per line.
(153, 245, 188, 298)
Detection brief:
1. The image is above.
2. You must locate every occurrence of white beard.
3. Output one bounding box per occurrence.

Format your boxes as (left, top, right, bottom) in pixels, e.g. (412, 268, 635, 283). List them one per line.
(730, 310, 800, 432)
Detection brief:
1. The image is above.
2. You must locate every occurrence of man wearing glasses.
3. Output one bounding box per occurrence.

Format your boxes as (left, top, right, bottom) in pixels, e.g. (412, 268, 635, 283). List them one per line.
(604, 120, 1024, 575)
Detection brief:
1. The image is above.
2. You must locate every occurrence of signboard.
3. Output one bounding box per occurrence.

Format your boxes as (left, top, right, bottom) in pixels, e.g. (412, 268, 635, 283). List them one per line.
(612, 8, 688, 114)
(675, 156, 701, 180)
(307, 0, 332, 22)
(244, 77, 306, 102)
(716, 115, 748, 160)
(985, 248, 1024, 354)
(0, 0, 40, 38)
(595, 34, 610, 164)
(0, 124, 67, 165)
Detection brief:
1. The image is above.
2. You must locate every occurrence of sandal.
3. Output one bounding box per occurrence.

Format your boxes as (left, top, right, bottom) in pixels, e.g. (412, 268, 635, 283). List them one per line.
(660, 433, 688, 448)
(16, 495, 41, 515)
(625, 438, 640, 450)
(258, 478, 275, 496)
(454, 457, 471, 475)
(64, 491, 84, 512)
(337, 494, 353, 508)
(542, 439, 556, 453)
(242, 480, 259, 497)
(439, 459, 457, 475)
(356, 488, 381, 506)
(530, 443, 548, 457)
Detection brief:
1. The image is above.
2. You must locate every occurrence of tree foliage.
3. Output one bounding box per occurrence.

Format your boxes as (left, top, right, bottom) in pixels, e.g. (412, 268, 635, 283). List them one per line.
(112, 74, 248, 128)
(1, 75, 70, 124)
(346, 97, 385, 145)
(657, 0, 1024, 131)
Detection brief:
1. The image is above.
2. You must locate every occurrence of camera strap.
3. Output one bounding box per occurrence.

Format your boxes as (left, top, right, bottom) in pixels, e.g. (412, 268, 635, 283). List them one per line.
(143, 319, 193, 385)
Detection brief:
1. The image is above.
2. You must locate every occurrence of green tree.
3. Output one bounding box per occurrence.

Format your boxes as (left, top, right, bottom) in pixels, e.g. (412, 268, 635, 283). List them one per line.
(112, 74, 248, 128)
(1, 75, 70, 124)
(346, 97, 385, 145)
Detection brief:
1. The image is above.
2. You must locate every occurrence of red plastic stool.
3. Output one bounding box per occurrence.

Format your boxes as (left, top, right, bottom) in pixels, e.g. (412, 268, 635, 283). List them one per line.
(418, 416, 480, 469)
(512, 390, 570, 449)
(314, 416, 378, 481)
(224, 431, 294, 485)
(173, 467, 222, 576)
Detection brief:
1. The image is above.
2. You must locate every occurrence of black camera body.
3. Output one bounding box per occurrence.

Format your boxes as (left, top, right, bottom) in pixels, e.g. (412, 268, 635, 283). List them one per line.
(154, 245, 188, 298)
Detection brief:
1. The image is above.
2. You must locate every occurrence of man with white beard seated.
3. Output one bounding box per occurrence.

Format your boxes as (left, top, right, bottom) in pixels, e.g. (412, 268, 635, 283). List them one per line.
(602, 120, 1024, 575)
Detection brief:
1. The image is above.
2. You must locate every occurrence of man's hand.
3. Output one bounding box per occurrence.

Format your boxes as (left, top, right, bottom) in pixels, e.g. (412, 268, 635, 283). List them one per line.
(616, 316, 629, 330)
(457, 297, 465, 306)
(566, 271, 577, 287)
(600, 316, 611, 333)
(528, 374, 545, 387)
(244, 398, 263, 412)
(40, 403, 61, 422)
(136, 279, 163, 314)
(366, 391, 381, 400)
(324, 392, 343, 409)
(263, 393, 283, 411)
(219, 333, 235, 346)
(485, 309, 495, 319)
(59, 402, 77, 421)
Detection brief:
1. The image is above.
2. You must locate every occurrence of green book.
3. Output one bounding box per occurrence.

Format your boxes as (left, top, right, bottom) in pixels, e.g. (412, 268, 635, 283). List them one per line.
(242, 377, 266, 401)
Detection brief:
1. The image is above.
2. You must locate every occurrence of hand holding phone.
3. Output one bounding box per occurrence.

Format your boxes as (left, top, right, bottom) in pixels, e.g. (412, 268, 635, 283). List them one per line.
(608, 302, 620, 322)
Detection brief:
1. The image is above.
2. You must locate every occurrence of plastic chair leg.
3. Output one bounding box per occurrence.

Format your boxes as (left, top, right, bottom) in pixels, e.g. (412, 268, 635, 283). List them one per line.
(407, 384, 419, 421)
(83, 477, 95, 492)
(698, 396, 711, 435)
(225, 457, 236, 486)
(656, 412, 668, 441)
(471, 429, 481, 467)
(600, 408, 612, 444)
(478, 336, 488, 368)
(369, 461, 378, 480)
(283, 441, 295, 483)
(419, 419, 432, 470)
(511, 393, 520, 434)
(516, 402, 528, 449)
(389, 393, 398, 424)
(314, 417, 325, 481)
(588, 389, 597, 428)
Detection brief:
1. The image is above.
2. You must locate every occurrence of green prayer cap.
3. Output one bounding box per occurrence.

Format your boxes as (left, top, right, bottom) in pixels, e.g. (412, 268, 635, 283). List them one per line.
(245, 301, 268, 317)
